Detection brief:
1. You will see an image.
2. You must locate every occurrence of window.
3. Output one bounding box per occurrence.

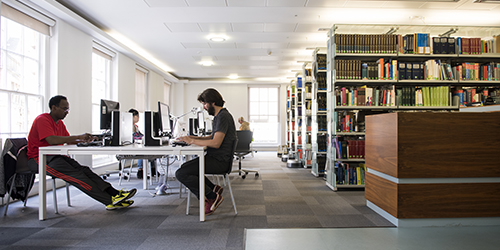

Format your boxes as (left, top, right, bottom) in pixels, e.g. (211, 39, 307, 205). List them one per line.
(91, 46, 113, 133)
(248, 87, 279, 145)
(135, 66, 148, 111)
(0, 15, 46, 140)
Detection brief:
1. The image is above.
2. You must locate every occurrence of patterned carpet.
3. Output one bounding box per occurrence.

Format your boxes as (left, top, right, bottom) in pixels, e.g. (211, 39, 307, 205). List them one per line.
(0, 151, 393, 250)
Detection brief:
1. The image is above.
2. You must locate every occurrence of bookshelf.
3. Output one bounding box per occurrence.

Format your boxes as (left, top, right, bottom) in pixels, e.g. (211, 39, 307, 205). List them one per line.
(311, 49, 327, 176)
(301, 62, 313, 168)
(324, 24, 500, 191)
(286, 83, 295, 151)
(295, 75, 303, 162)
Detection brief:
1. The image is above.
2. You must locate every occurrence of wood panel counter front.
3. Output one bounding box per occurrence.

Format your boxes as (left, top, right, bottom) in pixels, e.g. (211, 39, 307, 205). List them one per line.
(365, 112, 500, 220)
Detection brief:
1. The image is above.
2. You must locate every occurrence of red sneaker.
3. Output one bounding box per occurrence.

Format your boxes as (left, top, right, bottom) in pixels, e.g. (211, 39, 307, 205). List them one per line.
(205, 193, 224, 215)
(213, 185, 224, 195)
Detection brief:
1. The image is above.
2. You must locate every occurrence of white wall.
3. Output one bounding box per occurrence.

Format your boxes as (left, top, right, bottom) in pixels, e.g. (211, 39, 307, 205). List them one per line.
(181, 82, 289, 147)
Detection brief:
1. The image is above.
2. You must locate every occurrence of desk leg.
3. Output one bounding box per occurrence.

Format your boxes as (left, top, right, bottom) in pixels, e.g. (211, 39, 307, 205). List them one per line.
(143, 159, 148, 190)
(199, 153, 205, 222)
(39, 153, 47, 220)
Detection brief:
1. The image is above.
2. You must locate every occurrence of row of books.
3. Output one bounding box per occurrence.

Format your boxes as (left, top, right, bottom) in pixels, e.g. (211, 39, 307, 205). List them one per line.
(337, 86, 396, 107)
(335, 33, 500, 54)
(318, 92, 327, 110)
(317, 115, 327, 131)
(335, 162, 366, 185)
(397, 86, 450, 107)
(337, 59, 500, 81)
(333, 137, 365, 159)
(335, 111, 363, 132)
(456, 62, 500, 81)
(317, 134, 327, 152)
(335, 34, 398, 53)
(451, 87, 499, 106)
(315, 71, 327, 90)
(316, 54, 327, 70)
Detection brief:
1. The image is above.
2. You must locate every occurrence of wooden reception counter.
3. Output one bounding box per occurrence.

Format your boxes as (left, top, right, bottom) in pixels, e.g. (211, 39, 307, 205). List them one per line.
(365, 112, 500, 227)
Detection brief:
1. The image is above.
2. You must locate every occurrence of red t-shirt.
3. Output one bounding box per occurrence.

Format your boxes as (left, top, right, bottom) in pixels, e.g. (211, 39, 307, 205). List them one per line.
(27, 113, 70, 159)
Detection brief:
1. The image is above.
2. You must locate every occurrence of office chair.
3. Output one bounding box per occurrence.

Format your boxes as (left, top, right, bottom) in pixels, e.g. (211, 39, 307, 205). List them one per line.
(186, 138, 238, 215)
(233, 131, 259, 179)
(2, 138, 71, 216)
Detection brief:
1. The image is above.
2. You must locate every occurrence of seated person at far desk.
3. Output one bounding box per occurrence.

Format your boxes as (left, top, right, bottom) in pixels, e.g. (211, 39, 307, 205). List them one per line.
(27, 95, 137, 210)
(128, 108, 156, 179)
(238, 116, 250, 131)
(176, 88, 237, 215)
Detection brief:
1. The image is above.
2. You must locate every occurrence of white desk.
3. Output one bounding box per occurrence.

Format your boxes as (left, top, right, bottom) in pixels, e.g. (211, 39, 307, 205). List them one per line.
(38, 144, 206, 221)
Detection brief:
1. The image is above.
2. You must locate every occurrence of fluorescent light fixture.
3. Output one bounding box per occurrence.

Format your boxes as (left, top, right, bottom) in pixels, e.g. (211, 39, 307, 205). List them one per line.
(209, 36, 226, 42)
(200, 61, 214, 66)
(228, 74, 239, 79)
(107, 30, 173, 72)
(473, 0, 500, 3)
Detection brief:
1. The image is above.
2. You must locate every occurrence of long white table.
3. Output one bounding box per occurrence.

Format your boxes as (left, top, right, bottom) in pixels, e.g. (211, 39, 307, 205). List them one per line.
(38, 144, 206, 221)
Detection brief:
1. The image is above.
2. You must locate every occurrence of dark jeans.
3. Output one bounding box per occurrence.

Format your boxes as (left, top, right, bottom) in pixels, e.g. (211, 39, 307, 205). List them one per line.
(175, 155, 229, 200)
(28, 155, 114, 205)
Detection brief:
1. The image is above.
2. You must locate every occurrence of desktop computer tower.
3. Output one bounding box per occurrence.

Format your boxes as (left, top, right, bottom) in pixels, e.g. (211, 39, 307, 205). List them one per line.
(108, 111, 133, 146)
(145, 111, 161, 146)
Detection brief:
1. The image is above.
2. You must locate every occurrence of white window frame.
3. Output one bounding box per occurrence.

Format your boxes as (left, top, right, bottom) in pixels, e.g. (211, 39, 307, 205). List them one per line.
(248, 86, 280, 146)
(91, 43, 115, 165)
(0, 14, 47, 141)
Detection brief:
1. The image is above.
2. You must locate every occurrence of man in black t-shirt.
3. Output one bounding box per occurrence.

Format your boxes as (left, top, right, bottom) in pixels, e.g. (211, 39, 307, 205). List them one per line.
(176, 88, 237, 215)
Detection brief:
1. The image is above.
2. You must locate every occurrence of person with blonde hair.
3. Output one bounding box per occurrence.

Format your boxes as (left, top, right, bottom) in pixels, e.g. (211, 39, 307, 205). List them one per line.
(238, 117, 250, 131)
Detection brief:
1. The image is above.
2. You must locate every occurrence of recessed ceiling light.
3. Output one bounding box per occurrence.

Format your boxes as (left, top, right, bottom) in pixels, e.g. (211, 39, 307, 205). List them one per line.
(200, 61, 214, 67)
(228, 74, 238, 79)
(210, 37, 226, 42)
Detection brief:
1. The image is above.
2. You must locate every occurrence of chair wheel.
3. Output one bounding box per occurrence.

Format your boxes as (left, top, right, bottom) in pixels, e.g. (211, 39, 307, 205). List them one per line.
(102, 176, 107, 180)
(124, 176, 128, 180)
(242, 175, 246, 179)
(255, 173, 259, 177)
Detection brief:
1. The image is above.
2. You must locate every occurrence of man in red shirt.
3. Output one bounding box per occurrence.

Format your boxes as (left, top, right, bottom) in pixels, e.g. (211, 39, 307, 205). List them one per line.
(27, 95, 136, 210)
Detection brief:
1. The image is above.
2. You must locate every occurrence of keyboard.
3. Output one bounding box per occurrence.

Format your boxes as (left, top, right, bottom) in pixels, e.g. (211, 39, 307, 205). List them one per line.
(172, 141, 190, 147)
(77, 141, 103, 147)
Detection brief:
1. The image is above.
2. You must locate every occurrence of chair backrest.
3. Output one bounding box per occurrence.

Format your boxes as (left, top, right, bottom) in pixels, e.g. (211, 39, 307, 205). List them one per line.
(225, 138, 238, 175)
(235, 130, 253, 152)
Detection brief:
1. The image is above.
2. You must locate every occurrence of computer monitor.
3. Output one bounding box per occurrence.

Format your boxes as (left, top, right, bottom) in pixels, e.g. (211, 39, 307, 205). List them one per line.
(158, 102, 172, 136)
(100, 99, 120, 130)
(197, 110, 205, 134)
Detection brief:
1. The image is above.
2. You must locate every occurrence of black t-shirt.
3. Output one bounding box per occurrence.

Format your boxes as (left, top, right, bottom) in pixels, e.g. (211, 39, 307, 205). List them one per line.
(207, 108, 237, 162)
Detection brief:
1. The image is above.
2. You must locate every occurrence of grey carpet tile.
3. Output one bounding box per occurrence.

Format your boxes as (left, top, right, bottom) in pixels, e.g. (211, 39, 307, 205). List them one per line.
(265, 203, 314, 216)
(0, 152, 396, 250)
(266, 215, 323, 228)
(263, 196, 307, 205)
(317, 214, 378, 228)
(0, 227, 43, 245)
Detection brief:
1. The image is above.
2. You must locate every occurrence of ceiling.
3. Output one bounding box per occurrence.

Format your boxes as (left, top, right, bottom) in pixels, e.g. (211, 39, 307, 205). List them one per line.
(33, 0, 500, 83)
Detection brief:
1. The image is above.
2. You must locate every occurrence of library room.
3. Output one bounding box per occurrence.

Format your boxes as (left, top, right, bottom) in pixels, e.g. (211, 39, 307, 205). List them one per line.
(1, 0, 499, 249)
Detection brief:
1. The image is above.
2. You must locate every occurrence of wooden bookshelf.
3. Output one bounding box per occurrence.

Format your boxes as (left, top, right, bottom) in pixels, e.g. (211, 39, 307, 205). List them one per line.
(365, 112, 500, 226)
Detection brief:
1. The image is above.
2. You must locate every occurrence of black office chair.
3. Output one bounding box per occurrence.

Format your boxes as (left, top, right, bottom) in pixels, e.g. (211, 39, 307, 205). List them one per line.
(2, 138, 70, 216)
(186, 138, 238, 215)
(233, 131, 259, 179)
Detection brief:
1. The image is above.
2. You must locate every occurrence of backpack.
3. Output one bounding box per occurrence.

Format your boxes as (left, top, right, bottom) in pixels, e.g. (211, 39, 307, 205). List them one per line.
(1, 138, 34, 201)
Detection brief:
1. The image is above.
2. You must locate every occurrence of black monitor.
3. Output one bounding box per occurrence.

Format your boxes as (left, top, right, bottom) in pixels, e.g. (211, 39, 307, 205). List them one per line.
(158, 102, 172, 136)
(100, 99, 120, 130)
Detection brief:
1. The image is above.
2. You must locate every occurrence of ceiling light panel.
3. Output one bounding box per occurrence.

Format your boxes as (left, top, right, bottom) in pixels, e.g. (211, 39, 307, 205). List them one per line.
(306, 0, 349, 7)
(164, 23, 202, 32)
(264, 23, 298, 32)
(199, 23, 232, 32)
(227, 0, 267, 7)
(209, 43, 237, 48)
(232, 23, 265, 32)
(181, 42, 211, 49)
(296, 23, 333, 32)
(185, 0, 227, 7)
(145, 0, 187, 7)
(267, 0, 308, 7)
